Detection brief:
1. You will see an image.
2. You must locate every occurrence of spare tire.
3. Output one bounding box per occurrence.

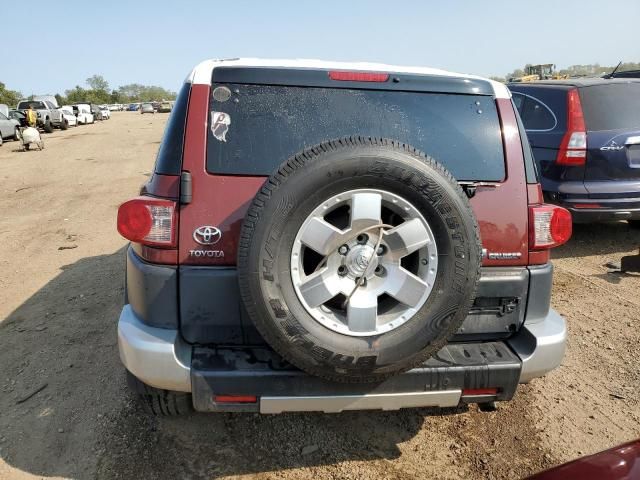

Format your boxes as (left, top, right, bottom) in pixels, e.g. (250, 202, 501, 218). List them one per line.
(238, 137, 481, 383)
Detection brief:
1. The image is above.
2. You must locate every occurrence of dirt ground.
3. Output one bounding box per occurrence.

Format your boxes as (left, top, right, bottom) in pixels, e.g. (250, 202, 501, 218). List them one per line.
(0, 112, 638, 480)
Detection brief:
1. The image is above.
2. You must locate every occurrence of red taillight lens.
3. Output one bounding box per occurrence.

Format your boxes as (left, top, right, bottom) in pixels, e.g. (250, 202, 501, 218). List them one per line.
(117, 197, 176, 247)
(529, 205, 572, 249)
(328, 71, 389, 82)
(556, 89, 587, 166)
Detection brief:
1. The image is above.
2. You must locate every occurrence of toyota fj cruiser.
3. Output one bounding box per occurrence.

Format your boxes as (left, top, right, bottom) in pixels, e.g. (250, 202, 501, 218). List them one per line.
(117, 59, 572, 415)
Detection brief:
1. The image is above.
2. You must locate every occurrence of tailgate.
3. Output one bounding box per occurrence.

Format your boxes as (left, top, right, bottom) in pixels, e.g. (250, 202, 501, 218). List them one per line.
(580, 83, 640, 187)
(585, 129, 640, 184)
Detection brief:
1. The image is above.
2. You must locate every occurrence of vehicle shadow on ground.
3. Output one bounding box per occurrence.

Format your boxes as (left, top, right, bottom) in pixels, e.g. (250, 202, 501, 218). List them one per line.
(552, 221, 639, 260)
(0, 247, 467, 480)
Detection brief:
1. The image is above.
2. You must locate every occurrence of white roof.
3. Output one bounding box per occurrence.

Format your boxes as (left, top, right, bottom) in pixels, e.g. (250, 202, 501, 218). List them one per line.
(187, 58, 510, 99)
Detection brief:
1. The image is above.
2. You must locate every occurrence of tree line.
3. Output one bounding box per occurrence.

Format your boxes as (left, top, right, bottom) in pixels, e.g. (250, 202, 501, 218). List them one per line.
(490, 62, 640, 83)
(0, 74, 177, 107)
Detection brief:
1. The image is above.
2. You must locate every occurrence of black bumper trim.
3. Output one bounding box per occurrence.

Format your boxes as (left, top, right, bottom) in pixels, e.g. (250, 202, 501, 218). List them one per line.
(191, 341, 521, 412)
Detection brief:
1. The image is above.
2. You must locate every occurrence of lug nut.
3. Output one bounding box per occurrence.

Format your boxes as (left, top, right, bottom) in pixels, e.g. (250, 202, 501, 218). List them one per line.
(421, 258, 428, 265)
(338, 245, 349, 255)
(356, 234, 368, 244)
(337, 265, 347, 276)
(376, 245, 386, 256)
(375, 265, 385, 276)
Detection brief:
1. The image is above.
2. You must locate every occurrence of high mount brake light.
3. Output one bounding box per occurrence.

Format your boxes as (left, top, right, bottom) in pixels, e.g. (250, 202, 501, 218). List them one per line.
(529, 205, 572, 249)
(556, 89, 587, 166)
(117, 197, 177, 247)
(328, 71, 389, 82)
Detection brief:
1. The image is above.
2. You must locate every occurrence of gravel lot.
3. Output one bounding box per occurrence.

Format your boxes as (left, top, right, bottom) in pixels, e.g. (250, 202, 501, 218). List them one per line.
(0, 112, 638, 479)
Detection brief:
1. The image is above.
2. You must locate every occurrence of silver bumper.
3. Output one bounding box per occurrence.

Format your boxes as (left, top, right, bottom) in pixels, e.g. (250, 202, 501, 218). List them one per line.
(117, 305, 192, 392)
(507, 308, 566, 383)
(117, 305, 566, 394)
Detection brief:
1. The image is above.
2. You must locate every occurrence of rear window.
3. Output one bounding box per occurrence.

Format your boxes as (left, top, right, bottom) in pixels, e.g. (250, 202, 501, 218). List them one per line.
(580, 83, 640, 131)
(17, 101, 46, 110)
(512, 92, 557, 131)
(153, 82, 190, 175)
(206, 84, 506, 181)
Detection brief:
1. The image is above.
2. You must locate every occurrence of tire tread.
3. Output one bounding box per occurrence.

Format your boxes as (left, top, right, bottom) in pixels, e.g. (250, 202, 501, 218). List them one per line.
(238, 137, 481, 383)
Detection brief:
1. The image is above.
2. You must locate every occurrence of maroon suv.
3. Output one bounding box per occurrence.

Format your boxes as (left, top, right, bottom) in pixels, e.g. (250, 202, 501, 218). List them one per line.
(117, 59, 572, 415)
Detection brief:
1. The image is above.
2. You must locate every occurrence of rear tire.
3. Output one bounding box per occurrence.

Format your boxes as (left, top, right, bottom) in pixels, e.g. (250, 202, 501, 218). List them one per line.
(14, 127, 20, 141)
(61, 119, 68, 130)
(126, 371, 193, 416)
(43, 119, 54, 133)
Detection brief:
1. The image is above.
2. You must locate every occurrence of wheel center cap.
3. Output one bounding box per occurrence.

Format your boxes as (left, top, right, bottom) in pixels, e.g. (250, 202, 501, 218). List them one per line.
(345, 245, 378, 277)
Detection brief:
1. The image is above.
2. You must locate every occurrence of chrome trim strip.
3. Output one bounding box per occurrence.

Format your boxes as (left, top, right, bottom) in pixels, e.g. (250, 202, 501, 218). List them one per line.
(260, 390, 461, 414)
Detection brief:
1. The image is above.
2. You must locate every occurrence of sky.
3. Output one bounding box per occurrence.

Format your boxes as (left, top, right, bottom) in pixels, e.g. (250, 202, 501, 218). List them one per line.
(2, 0, 639, 96)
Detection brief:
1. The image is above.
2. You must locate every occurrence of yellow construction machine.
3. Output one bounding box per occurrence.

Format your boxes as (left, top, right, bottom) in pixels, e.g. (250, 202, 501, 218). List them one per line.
(509, 64, 569, 82)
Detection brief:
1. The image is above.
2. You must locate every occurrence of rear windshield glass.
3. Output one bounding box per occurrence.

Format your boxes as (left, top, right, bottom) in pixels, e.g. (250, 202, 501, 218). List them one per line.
(580, 83, 640, 131)
(17, 101, 46, 110)
(153, 82, 190, 175)
(206, 84, 505, 181)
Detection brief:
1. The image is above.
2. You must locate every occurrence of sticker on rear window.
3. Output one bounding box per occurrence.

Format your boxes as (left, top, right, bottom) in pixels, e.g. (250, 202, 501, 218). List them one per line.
(211, 111, 231, 142)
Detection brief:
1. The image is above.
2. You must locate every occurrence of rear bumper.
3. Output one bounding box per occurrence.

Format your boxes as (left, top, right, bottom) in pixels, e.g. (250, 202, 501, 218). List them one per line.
(117, 305, 191, 392)
(566, 206, 640, 223)
(506, 308, 566, 383)
(117, 304, 566, 412)
(545, 187, 640, 222)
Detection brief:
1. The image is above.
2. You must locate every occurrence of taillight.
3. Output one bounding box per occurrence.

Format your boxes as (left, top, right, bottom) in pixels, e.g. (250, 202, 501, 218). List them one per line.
(529, 205, 572, 249)
(117, 197, 177, 247)
(556, 89, 586, 166)
(328, 71, 389, 82)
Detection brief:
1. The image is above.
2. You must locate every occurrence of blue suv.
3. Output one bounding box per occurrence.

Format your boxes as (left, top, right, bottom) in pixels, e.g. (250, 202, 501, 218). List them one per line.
(509, 78, 640, 225)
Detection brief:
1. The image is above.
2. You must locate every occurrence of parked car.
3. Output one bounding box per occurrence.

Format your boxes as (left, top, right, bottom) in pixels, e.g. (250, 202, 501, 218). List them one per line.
(0, 104, 21, 140)
(140, 102, 155, 114)
(529, 439, 640, 479)
(0, 109, 20, 145)
(157, 101, 173, 113)
(116, 59, 572, 416)
(70, 104, 94, 125)
(59, 108, 78, 127)
(509, 78, 640, 227)
(89, 104, 104, 121)
(15, 99, 65, 132)
(99, 106, 111, 120)
(8, 109, 27, 127)
(128, 103, 140, 111)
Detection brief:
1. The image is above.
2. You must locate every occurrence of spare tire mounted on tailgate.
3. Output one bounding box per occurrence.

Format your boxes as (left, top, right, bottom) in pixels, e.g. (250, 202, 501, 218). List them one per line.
(238, 137, 481, 383)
